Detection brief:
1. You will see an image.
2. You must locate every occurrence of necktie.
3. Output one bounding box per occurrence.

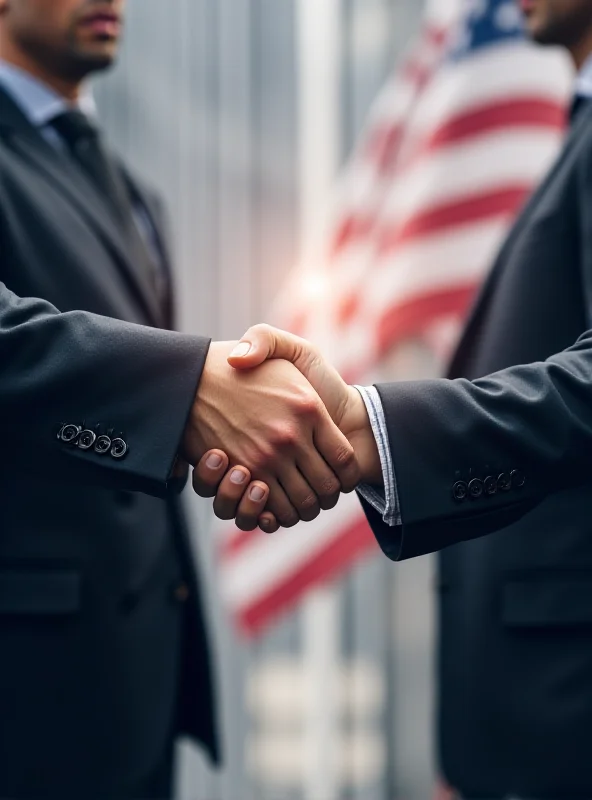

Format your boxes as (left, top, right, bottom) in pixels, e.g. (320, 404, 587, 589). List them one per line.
(50, 110, 165, 310)
(50, 109, 133, 226)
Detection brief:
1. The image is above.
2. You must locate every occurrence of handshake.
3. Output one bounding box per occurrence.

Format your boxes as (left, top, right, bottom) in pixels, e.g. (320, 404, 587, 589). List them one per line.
(181, 325, 382, 532)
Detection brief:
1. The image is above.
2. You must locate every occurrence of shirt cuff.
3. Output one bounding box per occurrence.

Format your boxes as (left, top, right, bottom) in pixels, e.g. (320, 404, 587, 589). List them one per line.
(353, 385, 402, 527)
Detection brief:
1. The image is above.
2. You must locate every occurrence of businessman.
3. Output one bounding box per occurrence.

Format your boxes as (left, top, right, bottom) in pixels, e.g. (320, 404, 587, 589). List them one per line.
(203, 1, 592, 796)
(0, 0, 357, 797)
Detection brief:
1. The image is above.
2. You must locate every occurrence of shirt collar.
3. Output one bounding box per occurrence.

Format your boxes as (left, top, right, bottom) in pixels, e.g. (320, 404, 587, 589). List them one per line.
(575, 52, 592, 100)
(0, 60, 96, 127)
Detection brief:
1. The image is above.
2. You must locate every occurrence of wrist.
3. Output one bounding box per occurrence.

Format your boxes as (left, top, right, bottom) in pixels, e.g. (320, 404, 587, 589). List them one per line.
(181, 340, 238, 465)
(342, 387, 383, 486)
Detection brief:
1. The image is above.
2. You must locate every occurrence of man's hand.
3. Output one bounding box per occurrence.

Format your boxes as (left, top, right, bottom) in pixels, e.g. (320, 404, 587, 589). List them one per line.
(228, 326, 382, 485)
(193, 449, 280, 533)
(182, 341, 360, 527)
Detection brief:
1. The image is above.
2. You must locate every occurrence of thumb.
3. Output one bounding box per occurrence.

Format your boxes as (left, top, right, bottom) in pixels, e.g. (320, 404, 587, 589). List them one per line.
(228, 324, 349, 425)
(227, 324, 315, 374)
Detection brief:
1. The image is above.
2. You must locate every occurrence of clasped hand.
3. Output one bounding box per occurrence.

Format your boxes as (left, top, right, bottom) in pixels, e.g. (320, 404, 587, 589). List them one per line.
(182, 325, 381, 532)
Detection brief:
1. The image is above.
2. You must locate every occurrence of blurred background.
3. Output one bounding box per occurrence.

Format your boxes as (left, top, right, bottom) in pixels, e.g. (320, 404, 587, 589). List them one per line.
(93, 1, 570, 798)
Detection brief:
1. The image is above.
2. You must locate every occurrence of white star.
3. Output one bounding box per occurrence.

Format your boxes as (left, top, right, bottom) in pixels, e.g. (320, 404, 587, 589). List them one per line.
(466, 0, 488, 19)
(495, 1, 523, 32)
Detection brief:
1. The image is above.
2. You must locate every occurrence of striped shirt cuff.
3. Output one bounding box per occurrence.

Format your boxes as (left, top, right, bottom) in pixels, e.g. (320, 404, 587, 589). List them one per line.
(353, 385, 401, 527)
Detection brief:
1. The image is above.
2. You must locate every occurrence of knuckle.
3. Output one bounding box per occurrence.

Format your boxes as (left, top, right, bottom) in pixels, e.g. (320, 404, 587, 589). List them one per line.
(292, 392, 321, 419)
(334, 443, 356, 470)
(269, 423, 299, 450)
(299, 493, 319, 513)
(249, 446, 274, 472)
(317, 477, 340, 498)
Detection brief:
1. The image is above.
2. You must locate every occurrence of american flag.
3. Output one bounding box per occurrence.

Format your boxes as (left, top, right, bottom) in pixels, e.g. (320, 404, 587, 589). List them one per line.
(219, 0, 571, 637)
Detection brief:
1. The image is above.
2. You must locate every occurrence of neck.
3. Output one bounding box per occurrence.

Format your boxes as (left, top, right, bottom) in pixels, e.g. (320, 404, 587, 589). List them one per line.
(569, 35, 592, 71)
(0, 41, 82, 101)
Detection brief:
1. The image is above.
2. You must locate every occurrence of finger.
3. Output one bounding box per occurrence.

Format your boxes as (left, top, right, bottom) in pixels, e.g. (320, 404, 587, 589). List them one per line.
(295, 448, 340, 511)
(277, 465, 321, 523)
(258, 512, 280, 534)
(313, 413, 360, 493)
(192, 450, 230, 498)
(265, 478, 301, 528)
(228, 324, 349, 424)
(213, 466, 252, 520)
(234, 481, 271, 531)
(228, 324, 315, 373)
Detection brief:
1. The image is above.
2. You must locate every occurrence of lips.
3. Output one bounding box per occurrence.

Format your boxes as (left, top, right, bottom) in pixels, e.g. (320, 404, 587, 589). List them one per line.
(79, 10, 121, 37)
(519, 0, 537, 13)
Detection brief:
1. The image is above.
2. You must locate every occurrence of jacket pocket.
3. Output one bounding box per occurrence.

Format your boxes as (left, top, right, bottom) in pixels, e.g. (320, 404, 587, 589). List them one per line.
(0, 568, 80, 615)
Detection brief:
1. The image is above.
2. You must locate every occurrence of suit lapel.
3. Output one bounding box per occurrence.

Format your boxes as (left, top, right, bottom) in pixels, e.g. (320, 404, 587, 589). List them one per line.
(448, 109, 589, 377)
(0, 88, 163, 326)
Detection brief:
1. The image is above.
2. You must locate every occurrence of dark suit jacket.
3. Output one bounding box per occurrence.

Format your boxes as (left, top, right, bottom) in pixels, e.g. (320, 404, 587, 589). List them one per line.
(362, 102, 592, 796)
(0, 87, 218, 797)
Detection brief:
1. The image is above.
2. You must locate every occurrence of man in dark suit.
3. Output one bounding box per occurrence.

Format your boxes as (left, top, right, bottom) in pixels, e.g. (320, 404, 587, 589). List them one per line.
(0, 0, 361, 796)
(208, 2, 592, 796)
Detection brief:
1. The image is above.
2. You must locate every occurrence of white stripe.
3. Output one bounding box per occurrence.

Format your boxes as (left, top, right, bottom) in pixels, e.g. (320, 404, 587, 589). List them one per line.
(381, 129, 563, 219)
(357, 217, 509, 313)
(399, 42, 571, 147)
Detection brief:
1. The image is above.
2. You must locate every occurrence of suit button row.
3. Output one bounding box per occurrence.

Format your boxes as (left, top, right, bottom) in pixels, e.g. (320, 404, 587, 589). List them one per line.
(58, 424, 128, 460)
(452, 470, 525, 502)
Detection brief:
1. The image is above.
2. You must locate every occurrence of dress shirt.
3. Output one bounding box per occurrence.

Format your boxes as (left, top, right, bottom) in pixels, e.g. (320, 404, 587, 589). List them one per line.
(0, 60, 164, 277)
(356, 60, 590, 527)
(575, 53, 592, 100)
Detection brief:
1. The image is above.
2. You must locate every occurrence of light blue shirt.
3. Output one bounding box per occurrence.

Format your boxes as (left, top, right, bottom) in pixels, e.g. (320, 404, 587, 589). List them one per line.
(575, 53, 592, 100)
(0, 59, 96, 145)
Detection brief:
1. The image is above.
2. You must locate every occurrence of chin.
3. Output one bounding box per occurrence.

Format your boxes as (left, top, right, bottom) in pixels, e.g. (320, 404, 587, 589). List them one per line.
(525, 22, 558, 45)
(72, 46, 118, 74)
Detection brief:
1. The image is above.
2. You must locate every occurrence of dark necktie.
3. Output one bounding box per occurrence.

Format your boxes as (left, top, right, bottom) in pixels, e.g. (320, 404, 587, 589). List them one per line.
(50, 109, 133, 226)
(50, 109, 166, 311)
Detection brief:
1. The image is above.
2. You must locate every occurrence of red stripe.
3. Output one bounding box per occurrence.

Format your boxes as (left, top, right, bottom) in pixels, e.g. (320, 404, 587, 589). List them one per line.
(236, 515, 378, 637)
(331, 216, 375, 257)
(333, 184, 529, 258)
(376, 284, 477, 355)
(362, 123, 405, 173)
(401, 97, 566, 170)
(377, 184, 530, 253)
(222, 526, 258, 557)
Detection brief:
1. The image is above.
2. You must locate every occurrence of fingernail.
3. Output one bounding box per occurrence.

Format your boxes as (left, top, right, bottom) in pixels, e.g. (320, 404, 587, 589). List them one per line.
(249, 486, 266, 502)
(230, 341, 252, 358)
(206, 453, 223, 469)
(230, 469, 247, 485)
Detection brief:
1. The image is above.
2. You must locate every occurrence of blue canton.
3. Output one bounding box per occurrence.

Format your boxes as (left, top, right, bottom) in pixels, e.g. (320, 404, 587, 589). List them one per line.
(450, 0, 525, 61)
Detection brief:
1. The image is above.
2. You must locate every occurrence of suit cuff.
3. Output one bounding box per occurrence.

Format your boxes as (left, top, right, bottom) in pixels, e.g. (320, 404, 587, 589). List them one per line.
(353, 385, 402, 527)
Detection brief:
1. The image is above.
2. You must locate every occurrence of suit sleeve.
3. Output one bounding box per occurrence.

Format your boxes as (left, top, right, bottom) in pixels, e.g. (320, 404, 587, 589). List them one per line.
(361, 330, 592, 561)
(0, 281, 210, 496)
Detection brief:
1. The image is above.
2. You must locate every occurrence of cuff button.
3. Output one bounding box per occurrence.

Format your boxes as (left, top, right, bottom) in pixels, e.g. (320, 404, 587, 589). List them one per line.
(452, 481, 468, 502)
(468, 478, 484, 499)
(497, 473, 511, 492)
(77, 430, 97, 450)
(94, 435, 112, 455)
(60, 424, 81, 444)
(110, 438, 128, 459)
(484, 476, 497, 496)
(510, 469, 526, 489)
